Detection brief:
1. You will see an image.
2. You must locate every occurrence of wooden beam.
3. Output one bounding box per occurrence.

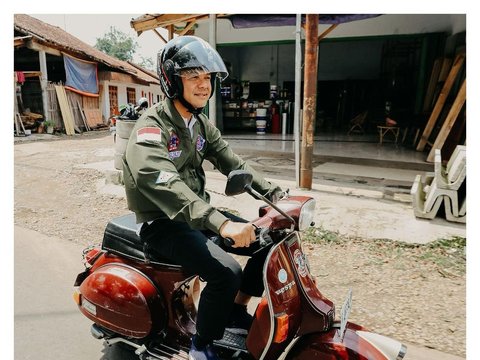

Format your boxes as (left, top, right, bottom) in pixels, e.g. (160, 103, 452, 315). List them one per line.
(26, 41, 62, 56)
(416, 53, 465, 151)
(153, 29, 168, 43)
(178, 21, 197, 36)
(426, 79, 466, 162)
(132, 14, 208, 33)
(318, 24, 338, 42)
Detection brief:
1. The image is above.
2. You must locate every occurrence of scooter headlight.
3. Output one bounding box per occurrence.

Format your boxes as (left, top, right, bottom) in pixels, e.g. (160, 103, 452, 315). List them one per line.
(298, 199, 316, 230)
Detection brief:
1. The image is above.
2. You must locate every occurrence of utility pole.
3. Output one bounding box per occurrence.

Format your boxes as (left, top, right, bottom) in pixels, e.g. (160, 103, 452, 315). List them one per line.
(300, 14, 319, 190)
(294, 14, 302, 187)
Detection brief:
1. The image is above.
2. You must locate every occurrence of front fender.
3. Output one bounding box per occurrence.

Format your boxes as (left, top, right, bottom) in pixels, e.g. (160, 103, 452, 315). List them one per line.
(284, 322, 406, 360)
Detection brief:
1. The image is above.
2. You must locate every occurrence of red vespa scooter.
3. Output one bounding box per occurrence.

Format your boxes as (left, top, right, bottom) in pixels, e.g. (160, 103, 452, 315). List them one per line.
(73, 170, 407, 360)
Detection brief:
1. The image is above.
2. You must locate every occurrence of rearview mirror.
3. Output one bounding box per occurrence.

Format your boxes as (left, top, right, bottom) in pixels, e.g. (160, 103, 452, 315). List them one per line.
(225, 170, 253, 196)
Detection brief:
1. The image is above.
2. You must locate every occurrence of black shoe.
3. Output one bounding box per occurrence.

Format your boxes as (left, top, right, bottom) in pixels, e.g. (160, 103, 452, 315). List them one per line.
(226, 304, 253, 335)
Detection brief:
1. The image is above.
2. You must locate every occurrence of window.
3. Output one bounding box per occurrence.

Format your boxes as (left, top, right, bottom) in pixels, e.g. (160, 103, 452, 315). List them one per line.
(109, 86, 118, 115)
(127, 87, 136, 105)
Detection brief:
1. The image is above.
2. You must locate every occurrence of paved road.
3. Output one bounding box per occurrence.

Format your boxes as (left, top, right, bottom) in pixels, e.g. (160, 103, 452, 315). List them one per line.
(13, 225, 463, 360)
(14, 226, 136, 360)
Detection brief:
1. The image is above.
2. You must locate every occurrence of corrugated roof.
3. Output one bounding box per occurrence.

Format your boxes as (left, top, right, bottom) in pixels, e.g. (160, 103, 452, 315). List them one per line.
(14, 14, 159, 84)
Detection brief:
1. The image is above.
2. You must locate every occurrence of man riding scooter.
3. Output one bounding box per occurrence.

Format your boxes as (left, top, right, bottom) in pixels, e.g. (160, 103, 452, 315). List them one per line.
(122, 36, 283, 360)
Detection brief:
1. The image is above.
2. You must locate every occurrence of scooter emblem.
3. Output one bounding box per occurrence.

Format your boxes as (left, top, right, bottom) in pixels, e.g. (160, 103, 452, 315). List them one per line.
(293, 249, 308, 277)
(278, 268, 288, 283)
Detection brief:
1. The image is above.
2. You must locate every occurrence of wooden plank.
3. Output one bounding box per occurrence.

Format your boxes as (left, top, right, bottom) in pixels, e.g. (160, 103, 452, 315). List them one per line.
(15, 113, 26, 136)
(54, 85, 75, 135)
(83, 109, 103, 128)
(422, 58, 442, 113)
(438, 58, 453, 82)
(76, 99, 90, 131)
(426, 79, 466, 162)
(416, 53, 465, 151)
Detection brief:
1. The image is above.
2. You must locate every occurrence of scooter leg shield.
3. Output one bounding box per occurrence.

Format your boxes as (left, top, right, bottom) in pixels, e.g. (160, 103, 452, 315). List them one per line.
(284, 322, 406, 360)
(78, 264, 166, 338)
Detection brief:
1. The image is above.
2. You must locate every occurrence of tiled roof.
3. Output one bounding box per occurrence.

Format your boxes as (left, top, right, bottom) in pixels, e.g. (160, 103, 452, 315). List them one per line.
(14, 14, 159, 84)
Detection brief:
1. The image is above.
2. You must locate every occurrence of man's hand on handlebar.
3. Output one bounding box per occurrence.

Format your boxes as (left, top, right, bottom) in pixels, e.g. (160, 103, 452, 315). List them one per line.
(266, 187, 288, 203)
(219, 221, 255, 248)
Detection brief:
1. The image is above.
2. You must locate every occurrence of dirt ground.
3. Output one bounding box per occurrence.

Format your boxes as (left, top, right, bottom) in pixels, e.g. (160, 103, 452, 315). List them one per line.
(14, 131, 466, 358)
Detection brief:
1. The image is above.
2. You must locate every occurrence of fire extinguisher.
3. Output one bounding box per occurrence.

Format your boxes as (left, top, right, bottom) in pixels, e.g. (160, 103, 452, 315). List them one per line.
(271, 101, 281, 134)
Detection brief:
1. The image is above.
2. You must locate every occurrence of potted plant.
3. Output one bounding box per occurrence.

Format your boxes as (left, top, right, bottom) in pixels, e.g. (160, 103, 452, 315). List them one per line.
(43, 120, 55, 134)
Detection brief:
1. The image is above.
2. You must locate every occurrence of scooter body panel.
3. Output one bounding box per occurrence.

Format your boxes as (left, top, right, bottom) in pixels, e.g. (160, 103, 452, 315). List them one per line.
(79, 263, 164, 338)
(76, 251, 196, 342)
(247, 232, 336, 360)
(247, 241, 302, 360)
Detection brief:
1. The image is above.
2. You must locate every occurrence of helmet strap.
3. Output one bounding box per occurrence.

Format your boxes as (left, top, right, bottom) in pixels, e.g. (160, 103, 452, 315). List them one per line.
(178, 95, 204, 116)
(174, 75, 205, 115)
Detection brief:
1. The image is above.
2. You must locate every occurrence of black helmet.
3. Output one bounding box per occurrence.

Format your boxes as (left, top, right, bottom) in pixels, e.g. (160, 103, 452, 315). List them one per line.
(157, 36, 228, 101)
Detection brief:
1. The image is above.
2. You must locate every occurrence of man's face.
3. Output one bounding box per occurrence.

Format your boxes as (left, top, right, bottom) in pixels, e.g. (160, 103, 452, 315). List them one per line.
(180, 70, 212, 109)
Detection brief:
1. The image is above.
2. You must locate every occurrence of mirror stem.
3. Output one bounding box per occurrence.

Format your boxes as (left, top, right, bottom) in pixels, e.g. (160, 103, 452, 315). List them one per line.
(245, 185, 296, 226)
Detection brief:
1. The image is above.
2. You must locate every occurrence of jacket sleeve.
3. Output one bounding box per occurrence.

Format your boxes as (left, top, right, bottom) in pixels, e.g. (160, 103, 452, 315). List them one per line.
(202, 118, 280, 196)
(125, 118, 229, 233)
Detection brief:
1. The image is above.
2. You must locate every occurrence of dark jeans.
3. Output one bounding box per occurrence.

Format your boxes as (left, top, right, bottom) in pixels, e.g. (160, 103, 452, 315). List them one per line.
(140, 212, 269, 341)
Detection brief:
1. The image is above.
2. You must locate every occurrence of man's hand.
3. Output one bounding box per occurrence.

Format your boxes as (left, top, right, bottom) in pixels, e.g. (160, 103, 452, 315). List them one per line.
(219, 221, 255, 248)
(266, 186, 287, 203)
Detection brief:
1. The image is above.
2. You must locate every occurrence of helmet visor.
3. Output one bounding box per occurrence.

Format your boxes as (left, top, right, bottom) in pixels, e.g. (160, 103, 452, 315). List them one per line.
(171, 38, 228, 81)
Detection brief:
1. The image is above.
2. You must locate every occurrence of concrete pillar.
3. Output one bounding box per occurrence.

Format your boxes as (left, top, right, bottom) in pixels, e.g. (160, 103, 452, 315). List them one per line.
(39, 50, 49, 119)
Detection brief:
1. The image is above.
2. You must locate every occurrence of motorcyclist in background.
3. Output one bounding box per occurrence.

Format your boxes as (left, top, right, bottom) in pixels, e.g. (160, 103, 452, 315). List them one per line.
(135, 97, 149, 116)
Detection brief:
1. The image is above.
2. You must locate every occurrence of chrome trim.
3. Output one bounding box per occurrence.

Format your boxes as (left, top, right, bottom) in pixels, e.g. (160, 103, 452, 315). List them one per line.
(398, 344, 407, 360)
(90, 324, 105, 339)
(278, 336, 300, 360)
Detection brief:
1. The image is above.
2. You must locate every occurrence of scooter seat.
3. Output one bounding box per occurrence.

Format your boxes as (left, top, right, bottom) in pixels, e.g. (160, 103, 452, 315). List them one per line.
(102, 213, 181, 266)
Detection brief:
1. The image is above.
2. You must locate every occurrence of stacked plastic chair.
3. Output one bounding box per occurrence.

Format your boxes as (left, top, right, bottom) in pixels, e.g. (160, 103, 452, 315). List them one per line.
(410, 145, 466, 223)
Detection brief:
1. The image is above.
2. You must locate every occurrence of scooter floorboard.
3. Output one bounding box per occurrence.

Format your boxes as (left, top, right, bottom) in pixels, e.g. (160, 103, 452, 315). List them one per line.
(148, 343, 190, 360)
(213, 329, 247, 352)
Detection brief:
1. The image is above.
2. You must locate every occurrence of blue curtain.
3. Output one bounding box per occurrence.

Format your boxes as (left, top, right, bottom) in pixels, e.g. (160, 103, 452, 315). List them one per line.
(63, 54, 98, 95)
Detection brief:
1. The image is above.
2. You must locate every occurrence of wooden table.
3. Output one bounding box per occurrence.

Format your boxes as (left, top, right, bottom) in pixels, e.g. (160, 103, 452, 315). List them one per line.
(377, 126, 400, 145)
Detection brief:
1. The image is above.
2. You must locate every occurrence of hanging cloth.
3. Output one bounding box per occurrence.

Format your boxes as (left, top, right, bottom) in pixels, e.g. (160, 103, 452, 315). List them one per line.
(63, 53, 99, 97)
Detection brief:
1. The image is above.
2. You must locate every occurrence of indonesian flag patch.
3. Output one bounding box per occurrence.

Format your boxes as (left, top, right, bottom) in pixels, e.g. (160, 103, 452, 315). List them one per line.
(137, 127, 162, 144)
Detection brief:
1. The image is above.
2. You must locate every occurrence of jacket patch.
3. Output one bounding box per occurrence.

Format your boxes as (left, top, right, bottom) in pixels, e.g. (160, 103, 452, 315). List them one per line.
(156, 171, 175, 184)
(196, 135, 206, 151)
(168, 133, 180, 151)
(137, 127, 162, 144)
(168, 150, 182, 159)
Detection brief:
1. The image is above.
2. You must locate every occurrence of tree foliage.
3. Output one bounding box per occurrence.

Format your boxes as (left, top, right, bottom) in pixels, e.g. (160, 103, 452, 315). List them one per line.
(95, 27, 138, 61)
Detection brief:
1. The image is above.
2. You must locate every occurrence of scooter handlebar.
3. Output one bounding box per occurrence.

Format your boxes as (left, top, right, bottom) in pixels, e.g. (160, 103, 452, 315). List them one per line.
(222, 226, 272, 248)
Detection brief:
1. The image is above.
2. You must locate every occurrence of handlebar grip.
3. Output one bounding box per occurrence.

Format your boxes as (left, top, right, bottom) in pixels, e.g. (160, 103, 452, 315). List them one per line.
(223, 237, 235, 247)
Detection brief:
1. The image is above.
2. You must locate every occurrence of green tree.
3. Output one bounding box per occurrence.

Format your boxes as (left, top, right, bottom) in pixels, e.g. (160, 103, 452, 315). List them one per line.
(95, 27, 138, 61)
(138, 56, 155, 71)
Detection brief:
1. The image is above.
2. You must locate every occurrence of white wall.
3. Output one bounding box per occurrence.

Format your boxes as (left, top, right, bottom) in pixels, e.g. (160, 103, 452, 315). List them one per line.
(100, 80, 162, 119)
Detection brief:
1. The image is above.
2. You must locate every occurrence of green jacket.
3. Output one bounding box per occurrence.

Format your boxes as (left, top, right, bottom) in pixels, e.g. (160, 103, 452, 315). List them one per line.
(123, 98, 278, 234)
